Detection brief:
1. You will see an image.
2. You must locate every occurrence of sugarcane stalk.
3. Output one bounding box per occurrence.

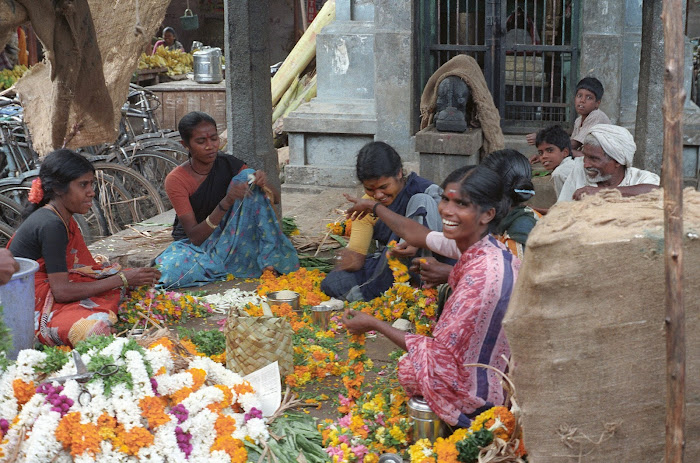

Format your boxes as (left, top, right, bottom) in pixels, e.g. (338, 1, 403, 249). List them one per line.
(272, 75, 301, 122)
(270, 0, 335, 106)
(282, 74, 317, 118)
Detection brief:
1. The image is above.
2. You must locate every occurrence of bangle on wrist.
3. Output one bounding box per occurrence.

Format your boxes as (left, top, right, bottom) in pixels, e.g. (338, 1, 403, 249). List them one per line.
(372, 202, 381, 216)
(118, 271, 129, 288)
(218, 202, 229, 213)
(205, 216, 218, 229)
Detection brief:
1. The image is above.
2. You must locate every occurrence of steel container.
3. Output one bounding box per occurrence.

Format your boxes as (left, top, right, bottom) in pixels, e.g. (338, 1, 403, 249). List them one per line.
(193, 47, 223, 84)
(407, 396, 448, 443)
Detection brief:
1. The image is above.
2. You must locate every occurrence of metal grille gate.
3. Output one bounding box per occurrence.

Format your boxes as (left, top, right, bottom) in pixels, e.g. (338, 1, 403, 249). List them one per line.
(417, 0, 580, 132)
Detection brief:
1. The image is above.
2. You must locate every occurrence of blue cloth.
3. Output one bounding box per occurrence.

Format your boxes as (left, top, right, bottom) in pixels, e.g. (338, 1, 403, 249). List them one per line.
(155, 168, 299, 288)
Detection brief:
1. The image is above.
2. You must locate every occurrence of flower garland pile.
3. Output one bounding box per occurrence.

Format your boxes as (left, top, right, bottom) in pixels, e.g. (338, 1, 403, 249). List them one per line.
(117, 287, 213, 331)
(256, 268, 329, 307)
(0, 335, 270, 462)
(408, 406, 527, 463)
(320, 368, 412, 462)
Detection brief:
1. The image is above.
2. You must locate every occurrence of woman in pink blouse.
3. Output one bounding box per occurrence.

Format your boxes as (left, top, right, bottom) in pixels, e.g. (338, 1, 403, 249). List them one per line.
(342, 165, 520, 427)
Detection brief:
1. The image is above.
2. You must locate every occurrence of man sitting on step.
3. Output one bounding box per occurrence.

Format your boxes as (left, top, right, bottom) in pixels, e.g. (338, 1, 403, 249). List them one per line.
(557, 124, 660, 202)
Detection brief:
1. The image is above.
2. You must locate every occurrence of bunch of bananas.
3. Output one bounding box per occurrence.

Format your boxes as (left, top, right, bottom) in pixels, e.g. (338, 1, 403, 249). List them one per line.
(0, 65, 29, 90)
(138, 46, 193, 76)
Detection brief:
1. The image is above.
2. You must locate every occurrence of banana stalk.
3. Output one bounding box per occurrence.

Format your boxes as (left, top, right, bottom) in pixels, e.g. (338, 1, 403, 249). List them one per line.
(282, 74, 317, 118)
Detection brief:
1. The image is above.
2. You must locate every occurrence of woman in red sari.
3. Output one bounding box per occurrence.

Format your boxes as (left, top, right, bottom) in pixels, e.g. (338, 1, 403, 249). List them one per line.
(8, 149, 160, 347)
(342, 165, 520, 427)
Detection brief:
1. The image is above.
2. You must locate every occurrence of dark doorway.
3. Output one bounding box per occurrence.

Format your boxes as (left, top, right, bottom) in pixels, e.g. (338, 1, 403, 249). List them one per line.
(417, 0, 580, 133)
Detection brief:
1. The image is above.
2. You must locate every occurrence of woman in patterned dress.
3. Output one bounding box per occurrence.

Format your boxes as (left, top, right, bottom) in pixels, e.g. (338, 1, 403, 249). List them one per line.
(342, 165, 520, 427)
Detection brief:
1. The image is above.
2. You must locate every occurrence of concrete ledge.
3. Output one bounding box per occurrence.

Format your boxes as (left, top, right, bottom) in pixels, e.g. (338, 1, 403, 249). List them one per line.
(284, 165, 360, 187)
(284, 100, 377, 134)
(88, 210, 175, 268)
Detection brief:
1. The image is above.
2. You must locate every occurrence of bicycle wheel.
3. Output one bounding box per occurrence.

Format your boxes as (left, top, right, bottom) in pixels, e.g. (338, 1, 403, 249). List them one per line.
(0, 220, 14, 248)
(129, 137, 188, 163)
(92, 162, 165, 230)
(122, 150, 179, 208)
(0, 193, 23, 229)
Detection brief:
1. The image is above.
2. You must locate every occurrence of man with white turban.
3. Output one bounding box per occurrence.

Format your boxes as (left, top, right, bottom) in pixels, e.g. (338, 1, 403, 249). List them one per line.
(557, 124, 659, 201)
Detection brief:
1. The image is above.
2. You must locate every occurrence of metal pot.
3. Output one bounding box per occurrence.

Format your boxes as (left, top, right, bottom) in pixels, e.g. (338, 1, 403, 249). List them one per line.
(193, 47, 223, 84)
(407, 396, 449, 443)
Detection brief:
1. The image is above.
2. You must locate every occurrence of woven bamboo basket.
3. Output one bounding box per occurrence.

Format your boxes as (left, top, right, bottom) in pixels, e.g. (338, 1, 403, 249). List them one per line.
(225, 305, 294, 379)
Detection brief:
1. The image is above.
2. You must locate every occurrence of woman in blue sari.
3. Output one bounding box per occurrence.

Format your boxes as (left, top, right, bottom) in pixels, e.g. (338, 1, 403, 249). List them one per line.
(155, 111, 298, 288)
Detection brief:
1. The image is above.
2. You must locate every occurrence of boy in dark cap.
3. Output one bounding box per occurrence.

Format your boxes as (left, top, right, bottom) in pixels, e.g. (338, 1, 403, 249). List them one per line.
(527, 76, 610, 160)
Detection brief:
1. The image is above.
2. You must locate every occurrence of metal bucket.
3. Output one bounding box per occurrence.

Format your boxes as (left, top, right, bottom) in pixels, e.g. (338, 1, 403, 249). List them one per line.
(193, 47, 223, 84)
(180, 8, 199, 30)
(378, 454, 403, 463)
(0, 257, 39, 359)
(407, 396, 449, 443)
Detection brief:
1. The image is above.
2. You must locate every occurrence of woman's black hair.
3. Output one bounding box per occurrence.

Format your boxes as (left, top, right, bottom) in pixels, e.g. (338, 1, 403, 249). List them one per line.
(162, 27, 176, 37)
(355, 141, 404, 182)
(481, 149, 535, 210)
(178, 111, 217, 145)
(441, 165, 506, 231)
(22, 149, 95, 219)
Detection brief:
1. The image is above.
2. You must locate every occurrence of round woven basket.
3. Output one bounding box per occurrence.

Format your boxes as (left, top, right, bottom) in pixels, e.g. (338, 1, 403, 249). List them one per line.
(225, 309, 294, 379)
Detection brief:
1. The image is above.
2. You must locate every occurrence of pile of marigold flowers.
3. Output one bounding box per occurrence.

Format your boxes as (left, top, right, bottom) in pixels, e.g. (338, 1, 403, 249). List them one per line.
(117, 287, 213, 331)
(256, 267, 329, 307)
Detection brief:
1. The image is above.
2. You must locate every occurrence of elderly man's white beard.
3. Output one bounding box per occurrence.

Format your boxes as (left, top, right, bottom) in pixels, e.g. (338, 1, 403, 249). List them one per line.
(586, 167, 613, 184)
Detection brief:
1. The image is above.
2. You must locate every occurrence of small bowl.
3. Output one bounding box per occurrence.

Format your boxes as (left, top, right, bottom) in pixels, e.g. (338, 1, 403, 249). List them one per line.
(266, 290, 300, 311)
(378, 454, 403, 463)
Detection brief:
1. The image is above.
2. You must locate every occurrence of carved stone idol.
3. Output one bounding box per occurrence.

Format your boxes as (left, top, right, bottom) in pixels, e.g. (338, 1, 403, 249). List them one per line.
(435, 76, 471, 133)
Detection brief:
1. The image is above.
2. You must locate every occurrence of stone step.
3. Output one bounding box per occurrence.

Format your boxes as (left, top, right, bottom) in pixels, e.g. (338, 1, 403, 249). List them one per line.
(503, 133, 538, 157)
(284, 99, 376, 134)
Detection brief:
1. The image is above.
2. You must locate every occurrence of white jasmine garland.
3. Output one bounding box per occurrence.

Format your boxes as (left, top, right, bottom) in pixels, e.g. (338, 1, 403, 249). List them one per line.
(14, 350, 46, 381)
(238, 391, 262, 412)
(156, 372, 194, 396)
(99, 337, 129, 360)
(124, 350, 151, 399)
(0, 364, 18, 420)
(111, 384, 142, 431)
(180, 386, 223, 415)
(21, 408, 63, 463)
(144, 345, 173, 374)
(203, 288, 262, 314)
(184, 408, 217, 458)
(245, 417, 269, 444)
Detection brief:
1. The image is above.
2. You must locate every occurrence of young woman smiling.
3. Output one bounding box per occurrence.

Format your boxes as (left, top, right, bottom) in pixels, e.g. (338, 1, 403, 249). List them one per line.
(320, 141, 444, 302)
(9, 149, 161, 347)
(341, 165, 520, 428)
(155, 111, 298, 288)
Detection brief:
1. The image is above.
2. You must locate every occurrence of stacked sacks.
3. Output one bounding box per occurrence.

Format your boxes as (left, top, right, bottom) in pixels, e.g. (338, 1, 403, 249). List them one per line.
(503, 189, 700, 461)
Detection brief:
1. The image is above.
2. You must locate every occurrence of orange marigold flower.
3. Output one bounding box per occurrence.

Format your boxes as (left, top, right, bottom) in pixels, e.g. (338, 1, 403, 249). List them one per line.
(118, 426, 154, 455)
(139, 396, 170, 429)
(12, 379, 35, 406)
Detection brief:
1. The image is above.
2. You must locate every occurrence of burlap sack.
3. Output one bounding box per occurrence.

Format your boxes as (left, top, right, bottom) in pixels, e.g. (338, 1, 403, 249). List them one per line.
(13, 0, 169, 155)
(503, 189, 700, 461)
(225, 306, 294, 380)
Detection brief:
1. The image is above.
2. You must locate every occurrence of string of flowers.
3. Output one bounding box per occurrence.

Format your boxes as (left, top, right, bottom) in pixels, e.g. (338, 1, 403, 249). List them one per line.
(326, 218, 353, 237)
(117, 287, 213, 331)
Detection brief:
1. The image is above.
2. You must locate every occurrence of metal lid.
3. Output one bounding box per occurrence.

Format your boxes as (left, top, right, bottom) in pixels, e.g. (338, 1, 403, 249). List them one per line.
(408, 396, 440, 419)
(378, 454, 403, 463)
(311, 305, 333, 312)
(193, 47, 221, 57)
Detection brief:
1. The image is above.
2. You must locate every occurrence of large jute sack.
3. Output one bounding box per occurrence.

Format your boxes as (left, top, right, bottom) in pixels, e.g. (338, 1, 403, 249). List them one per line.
(225, 306, 294, 379)
(503, 189, 700, 462)
(13, 0, 169, 155)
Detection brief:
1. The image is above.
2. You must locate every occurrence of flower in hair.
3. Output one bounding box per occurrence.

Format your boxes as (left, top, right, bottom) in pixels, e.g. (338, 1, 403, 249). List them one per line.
(28, 177, 44, 204)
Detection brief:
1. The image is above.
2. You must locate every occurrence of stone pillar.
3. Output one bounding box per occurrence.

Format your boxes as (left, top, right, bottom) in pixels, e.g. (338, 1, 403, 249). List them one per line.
(632, 0, 664, 174)
(617, 0, 643, 127)
(374, 0, 414, 161)
(580, 0, 626, 123)
(223, 0, 281, 196)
